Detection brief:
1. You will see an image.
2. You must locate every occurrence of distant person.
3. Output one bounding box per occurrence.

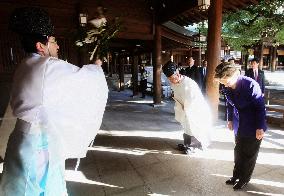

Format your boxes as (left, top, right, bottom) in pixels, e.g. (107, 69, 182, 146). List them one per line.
(199, 60, 207, 94)
(228, 57, 235, 65)
(140, 65, 149, 98)
(163, 61, 212, 154)
(229, 57, 242, 74)
(215, 62, 267, 191)
(177, 62, 186, 75)
(185, 57, 202, 88)
(245, 58, 265, 96)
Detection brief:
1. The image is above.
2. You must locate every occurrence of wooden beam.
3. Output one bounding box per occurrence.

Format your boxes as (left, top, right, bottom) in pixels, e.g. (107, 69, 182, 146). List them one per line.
(156, 0, 197, 24)
(161, 26, 192, 46)
(249, 0, 259, 4)
(116, 32, 153, 40)
(223, 1, 239, 12)
(233, 0, 247, 7)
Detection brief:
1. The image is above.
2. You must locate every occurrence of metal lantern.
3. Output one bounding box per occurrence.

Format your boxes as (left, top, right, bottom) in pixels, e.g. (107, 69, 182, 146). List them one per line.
(198, 0, 210, 11)
(79, 13, 88, 26)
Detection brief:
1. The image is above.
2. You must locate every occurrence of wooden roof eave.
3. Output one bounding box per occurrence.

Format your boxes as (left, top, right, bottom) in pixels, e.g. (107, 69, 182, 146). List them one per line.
(168, 0, 259, 26)
(155, 0, 197, 25)
(161, 25, 192, 47)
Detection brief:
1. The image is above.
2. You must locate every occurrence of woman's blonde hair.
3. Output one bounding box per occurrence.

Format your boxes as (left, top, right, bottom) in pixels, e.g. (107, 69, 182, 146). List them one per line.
(214, 62, 239, 79)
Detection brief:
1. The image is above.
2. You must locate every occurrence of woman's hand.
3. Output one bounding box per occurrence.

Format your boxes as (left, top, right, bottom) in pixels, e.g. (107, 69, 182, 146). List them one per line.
(256, 129, 264, 140)
(227, 121, 233, 130)
(95, 59, 102, 66)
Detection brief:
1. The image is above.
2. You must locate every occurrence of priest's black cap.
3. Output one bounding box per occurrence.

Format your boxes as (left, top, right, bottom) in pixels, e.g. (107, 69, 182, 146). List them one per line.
(162, 61, 176, 77)
(9, 7, 54, 36)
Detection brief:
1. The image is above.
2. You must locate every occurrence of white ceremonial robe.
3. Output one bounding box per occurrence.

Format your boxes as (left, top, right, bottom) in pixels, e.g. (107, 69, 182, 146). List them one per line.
(171, 76, 212, 148)
(0, 53, 108, 195)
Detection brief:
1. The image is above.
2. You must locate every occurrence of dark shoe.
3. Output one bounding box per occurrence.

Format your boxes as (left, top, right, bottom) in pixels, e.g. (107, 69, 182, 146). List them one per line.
(233, 181, 248, 190)
(0, 156, 3, 163)
(184, 147, 195, 155)
(225, 177, 238, 185)
(184, 148, 189, 154)
(177, 144, 186, 151)
(184, 148, 193, 155)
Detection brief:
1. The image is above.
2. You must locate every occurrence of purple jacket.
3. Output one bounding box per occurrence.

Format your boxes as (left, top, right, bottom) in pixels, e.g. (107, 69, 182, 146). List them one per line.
(222, 76, 267, 137)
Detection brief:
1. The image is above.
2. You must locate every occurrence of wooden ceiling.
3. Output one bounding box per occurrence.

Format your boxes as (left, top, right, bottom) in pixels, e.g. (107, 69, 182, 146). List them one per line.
(0, 0, 260, 56)
(0, 0, 259, 35)
(146, 0, 259, 26)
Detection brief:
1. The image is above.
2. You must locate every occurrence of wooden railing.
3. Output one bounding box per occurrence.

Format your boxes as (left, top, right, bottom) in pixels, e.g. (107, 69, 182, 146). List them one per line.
(265, 87, 284, 127)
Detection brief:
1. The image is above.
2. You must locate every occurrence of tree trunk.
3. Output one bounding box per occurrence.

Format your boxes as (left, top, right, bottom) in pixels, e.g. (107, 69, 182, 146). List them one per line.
(240, 51, 245, 65)
(244, 50, 249, 72)
(259, 43, 264, 70)
(271, 45, 277, 72)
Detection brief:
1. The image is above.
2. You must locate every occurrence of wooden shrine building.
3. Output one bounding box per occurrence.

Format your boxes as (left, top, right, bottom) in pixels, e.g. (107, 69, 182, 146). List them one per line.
(0, 0, 258, 119)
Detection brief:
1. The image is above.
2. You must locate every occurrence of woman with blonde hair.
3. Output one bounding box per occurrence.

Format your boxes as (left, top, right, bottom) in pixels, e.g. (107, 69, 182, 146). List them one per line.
(215, 63, 267, 190)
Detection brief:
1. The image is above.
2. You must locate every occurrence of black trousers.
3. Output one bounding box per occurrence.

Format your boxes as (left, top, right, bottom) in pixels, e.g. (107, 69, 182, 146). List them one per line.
(233, 134, 262, 182)
(183, 133, 202, 148)
(140, 80, 147, 97)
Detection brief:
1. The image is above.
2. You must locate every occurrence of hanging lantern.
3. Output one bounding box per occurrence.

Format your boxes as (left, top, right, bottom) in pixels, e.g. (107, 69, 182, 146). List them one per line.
(79, 13, 88, 26)
(198, 0, 210, 11)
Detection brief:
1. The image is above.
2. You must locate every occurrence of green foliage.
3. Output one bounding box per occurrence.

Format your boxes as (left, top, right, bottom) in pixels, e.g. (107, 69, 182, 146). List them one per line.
(222, 0, 284, 50)
(197, 21, 208, 36)
(276, 28, 284, 44)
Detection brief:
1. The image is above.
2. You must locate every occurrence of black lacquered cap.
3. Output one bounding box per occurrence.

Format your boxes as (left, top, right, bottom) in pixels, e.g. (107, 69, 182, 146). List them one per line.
(10, 7, 54, 36)
(162, 61, 176, 77)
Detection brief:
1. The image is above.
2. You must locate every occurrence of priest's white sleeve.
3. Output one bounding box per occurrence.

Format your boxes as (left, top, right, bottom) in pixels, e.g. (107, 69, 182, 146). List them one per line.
(183, 78, 212, 148)
(43, 58, 108, 160)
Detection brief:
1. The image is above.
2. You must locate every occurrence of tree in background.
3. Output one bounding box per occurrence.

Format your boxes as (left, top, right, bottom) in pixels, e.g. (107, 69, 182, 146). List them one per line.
(222, 0, 284, 71)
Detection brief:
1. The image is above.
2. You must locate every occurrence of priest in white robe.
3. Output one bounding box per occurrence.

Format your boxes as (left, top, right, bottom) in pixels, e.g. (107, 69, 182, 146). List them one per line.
(162, 61, 212, 154)
(0, 7, 108, 196)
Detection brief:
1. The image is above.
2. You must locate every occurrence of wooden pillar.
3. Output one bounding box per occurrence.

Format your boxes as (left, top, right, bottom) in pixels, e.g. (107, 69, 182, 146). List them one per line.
(153, 24, 162, 104)
(198, 42, 202, 67)
(78, 47, 89, 67)
(244, 50, 249, 72)
(269, 46, 273, 71)
(170, 50, 173, 62)
(132, 55, 139, 96)
(113, 53, 117, 74)
(76, 3, 87, 67)
(106, 52, 110, 74)
(109, 53, 113, 77)
(206, 0, 223, 120)
(119, 56, 125, 91)
(189, 49, 193, 57)
(271, 45, 277, 72)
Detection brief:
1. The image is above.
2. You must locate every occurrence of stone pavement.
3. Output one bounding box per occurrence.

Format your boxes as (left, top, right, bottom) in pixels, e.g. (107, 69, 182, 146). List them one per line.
(1, 89, 284, 196)
(65, 90, 284, 196)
